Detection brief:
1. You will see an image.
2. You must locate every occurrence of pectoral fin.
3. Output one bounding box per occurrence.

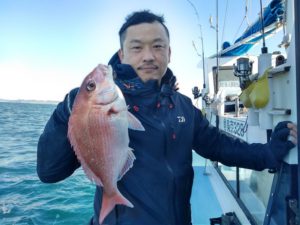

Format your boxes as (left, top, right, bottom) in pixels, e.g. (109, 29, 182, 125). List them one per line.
(127, 111, 145, 131)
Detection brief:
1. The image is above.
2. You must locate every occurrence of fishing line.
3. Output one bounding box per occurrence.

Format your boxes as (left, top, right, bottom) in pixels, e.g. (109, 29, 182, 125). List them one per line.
(221, 0, 229, 45)
(232, 0, 250, 43)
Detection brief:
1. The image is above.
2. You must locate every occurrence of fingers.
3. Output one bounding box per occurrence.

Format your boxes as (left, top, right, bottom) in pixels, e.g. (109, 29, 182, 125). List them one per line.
(274, 121, 290, 132)
(287, 122, 297, 134)
(273, 127, 291, 140)
(274, 122, 297, 145)
(287, 122, 297, 145)
(272, 121, 297, 147)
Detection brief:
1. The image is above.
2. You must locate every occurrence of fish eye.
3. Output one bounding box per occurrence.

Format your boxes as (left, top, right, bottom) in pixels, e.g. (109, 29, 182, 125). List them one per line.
(86, 80, 96, 92)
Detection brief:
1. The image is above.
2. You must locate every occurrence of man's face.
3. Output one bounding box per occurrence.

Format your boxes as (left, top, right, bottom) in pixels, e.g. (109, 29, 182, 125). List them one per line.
(118, 22, 171, 84)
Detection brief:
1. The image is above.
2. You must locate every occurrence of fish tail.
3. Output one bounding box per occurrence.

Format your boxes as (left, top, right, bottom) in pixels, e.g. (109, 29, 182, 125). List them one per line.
(99, 191, 134, 224)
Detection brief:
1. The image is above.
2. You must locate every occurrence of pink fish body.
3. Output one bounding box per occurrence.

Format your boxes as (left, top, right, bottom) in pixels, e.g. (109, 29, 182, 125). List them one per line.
(68, 64, 144, 224)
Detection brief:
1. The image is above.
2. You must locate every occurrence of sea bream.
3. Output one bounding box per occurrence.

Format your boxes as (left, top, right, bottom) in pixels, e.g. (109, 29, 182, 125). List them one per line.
(67, 64, 144, 224)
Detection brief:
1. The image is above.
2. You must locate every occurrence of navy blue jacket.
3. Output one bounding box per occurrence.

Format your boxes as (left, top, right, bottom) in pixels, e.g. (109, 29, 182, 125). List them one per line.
(37, 55, 277, 225)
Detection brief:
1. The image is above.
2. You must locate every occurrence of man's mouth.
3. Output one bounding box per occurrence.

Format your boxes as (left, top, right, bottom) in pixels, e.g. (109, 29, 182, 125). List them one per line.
(138, 65, 158, 72)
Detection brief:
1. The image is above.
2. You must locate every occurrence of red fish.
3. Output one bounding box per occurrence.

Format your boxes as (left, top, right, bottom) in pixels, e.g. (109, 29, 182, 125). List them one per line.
(68, 64, 144, 224)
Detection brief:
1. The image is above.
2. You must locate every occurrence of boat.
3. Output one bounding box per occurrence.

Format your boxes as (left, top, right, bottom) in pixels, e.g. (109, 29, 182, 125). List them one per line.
(190, 0, 299, 224)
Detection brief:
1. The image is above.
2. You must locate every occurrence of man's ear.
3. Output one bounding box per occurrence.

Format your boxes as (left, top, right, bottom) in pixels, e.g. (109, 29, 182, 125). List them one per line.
(118, 49, 124, 63)
(168, 47, 171, 63)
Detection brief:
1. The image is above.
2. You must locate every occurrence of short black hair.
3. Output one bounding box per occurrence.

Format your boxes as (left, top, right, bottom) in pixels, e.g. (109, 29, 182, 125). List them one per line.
(118, 10, 170, 49)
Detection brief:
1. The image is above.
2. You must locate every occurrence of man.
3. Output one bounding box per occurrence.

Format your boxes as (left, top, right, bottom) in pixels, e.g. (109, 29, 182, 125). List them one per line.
(37, 10, 297, 225)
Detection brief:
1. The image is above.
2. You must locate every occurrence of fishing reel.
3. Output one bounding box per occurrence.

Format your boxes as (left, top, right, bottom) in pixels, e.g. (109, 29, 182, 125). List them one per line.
(192, 86, 202, 99)
(233, 57, 253, 90)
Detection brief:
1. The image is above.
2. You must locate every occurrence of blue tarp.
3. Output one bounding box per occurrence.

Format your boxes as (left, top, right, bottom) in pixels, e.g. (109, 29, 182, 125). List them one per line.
(219, 0, 285, 57)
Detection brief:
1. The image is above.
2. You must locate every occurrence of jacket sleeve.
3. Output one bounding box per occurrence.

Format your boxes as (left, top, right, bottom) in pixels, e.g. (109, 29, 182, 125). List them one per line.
(37, 88, 81, 183)
(192, 107, 276, 171)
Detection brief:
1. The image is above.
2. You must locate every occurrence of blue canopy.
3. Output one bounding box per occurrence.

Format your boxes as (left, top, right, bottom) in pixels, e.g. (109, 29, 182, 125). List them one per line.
(216, 0, 285, 57)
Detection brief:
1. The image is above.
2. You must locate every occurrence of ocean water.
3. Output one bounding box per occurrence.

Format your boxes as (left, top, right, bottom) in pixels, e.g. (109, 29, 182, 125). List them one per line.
(0, 101, 224, 225)
(0, 102, 94, 225)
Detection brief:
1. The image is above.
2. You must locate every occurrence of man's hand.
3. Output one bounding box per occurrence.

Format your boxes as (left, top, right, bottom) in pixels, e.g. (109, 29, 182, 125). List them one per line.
(287, 122, 298, 145)
(269, 121, 297, 163)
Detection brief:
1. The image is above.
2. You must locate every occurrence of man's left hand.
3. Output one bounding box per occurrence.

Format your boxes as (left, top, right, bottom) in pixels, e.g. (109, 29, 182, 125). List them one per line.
(269, 121, 297, 163)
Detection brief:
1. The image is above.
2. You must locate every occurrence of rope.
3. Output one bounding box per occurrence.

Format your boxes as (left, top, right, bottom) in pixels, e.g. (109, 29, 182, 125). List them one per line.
(233, 16, 246, 43)
(232, 0, 250, 43)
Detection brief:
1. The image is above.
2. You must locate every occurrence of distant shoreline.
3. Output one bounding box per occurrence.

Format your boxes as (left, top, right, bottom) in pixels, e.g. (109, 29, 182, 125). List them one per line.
(0, 99, 59, 105)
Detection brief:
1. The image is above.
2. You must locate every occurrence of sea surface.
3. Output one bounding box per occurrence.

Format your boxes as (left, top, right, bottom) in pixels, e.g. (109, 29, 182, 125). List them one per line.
(0, 101, 223, 225)
(0, 102, 94, 225)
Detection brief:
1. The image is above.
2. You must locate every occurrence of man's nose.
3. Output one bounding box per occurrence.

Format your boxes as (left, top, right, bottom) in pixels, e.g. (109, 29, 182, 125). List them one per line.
(142, 47, 155, 62)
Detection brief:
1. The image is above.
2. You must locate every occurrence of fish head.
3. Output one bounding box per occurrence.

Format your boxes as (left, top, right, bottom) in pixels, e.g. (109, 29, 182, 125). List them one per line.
(79, 64, 119, 105)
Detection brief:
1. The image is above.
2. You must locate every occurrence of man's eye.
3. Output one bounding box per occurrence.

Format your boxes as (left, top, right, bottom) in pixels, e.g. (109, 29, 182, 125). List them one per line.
(154, 45, 163, 49)
(131, 46, 141, 50)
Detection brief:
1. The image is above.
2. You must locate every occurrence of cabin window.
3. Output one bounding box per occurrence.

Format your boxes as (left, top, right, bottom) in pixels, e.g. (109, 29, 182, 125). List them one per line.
(212, 66, 240, 94)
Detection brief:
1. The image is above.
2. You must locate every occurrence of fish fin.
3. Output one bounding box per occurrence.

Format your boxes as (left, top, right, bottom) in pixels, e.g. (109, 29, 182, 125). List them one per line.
(99, 191, 134, 224)
(127, 111, 145, 131)
(118, 149, 135, 181)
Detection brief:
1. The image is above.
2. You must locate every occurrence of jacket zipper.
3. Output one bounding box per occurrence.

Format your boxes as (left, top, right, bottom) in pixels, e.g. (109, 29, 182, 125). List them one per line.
(153, 113, 177, 225)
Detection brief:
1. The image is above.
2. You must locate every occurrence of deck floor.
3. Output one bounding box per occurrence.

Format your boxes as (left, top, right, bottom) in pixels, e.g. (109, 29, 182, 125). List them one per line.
(191, 154, 223, 225)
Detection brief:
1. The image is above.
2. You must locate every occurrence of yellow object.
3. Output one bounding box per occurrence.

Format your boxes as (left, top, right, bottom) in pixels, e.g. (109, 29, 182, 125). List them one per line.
(239, 82, 255, 108)
(239, 68, 271, 109)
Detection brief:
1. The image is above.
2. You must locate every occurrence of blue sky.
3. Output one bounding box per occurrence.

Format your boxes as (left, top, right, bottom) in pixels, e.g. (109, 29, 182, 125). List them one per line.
(0, 0, 280, 101)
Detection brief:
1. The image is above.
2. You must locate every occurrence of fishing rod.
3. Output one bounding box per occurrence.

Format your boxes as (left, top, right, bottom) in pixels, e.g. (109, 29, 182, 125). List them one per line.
(209, 0, 219, 94)
(216, 0, 219, 93)
(187, 0, 207, 92)
(259, 0, 268, 53)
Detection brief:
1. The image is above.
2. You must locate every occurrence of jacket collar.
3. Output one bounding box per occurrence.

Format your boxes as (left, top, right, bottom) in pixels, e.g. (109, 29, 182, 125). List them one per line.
(108, 52, 177, 99)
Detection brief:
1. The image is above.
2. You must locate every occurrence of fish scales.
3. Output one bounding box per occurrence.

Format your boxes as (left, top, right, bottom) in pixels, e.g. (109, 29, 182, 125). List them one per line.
(68, 64, 144, 224)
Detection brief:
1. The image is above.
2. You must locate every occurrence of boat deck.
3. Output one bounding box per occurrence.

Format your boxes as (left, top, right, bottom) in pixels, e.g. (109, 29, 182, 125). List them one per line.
(191, 153, 223, 225)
